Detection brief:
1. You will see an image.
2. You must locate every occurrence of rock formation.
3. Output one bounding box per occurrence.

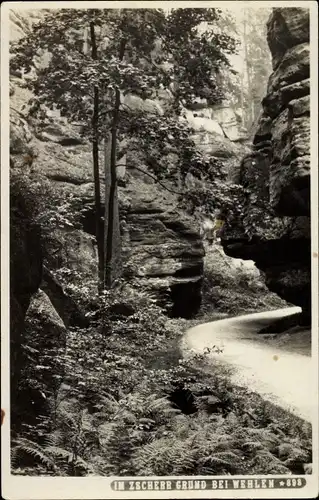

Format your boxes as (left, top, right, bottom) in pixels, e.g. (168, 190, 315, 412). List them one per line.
(10, 173, 66, 431)
(10, 180, 43, 419)
(221, 8, 311, 322)
(119, 173, 205, 318)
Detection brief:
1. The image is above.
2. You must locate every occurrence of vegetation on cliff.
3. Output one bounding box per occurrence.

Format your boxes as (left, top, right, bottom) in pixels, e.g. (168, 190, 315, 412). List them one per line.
(10, 8, 238, 290)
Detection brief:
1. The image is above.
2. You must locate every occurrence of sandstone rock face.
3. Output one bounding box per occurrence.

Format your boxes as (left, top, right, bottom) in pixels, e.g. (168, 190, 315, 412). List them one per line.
(35, 121, 84, 146)
(266, 8, 309, 70)
(9, 9, 47, 41)
(184, 99, 248, 156)
(9, 79, 205, 316)
(264, 9, 310, 215)
(120, 175, 205, 317)
(10, 108, 36, 166)
(221, 7, 311, 321)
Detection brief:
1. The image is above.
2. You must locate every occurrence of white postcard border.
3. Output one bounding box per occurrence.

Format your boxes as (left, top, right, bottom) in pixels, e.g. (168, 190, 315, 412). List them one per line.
(1, 1, 318, 499)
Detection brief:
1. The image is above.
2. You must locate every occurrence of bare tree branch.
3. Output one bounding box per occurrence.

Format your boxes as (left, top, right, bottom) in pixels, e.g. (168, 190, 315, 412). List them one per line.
(116, 163, 184, 195)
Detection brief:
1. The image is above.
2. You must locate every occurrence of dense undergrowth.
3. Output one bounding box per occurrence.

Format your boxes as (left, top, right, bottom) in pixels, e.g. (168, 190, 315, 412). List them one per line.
(12, 278, 311, 477)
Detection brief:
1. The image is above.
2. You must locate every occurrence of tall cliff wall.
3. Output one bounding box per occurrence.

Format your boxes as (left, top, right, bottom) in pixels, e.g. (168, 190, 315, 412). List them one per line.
(221, 8, 311, 322)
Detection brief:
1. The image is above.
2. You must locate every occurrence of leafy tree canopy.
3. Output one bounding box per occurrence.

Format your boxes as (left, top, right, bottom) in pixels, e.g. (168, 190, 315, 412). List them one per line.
(10, 7, 237, 134)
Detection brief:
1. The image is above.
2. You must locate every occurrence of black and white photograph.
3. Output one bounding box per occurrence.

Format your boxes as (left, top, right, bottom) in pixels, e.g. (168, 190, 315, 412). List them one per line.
(1, 1, 318, 498)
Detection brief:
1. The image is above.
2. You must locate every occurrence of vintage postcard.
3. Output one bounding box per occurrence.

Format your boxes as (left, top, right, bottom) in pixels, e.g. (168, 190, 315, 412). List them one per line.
(1, 1, 318, 498)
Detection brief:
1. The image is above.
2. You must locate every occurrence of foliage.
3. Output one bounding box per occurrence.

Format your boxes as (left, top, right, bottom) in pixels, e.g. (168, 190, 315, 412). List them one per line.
(12, 284, 311, 477)
(180, 179, 246, 219)
(10, 8, 237, 124)
(10, 168, 82, 230)
(9, 7, 237, 176)
(12, 400, 98, 476)
(10, 9, 240, 254)
(11, 7, 241, 291)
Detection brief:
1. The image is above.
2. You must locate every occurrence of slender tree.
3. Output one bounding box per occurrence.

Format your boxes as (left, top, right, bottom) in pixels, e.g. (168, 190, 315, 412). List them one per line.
(89, 20, 104, 285)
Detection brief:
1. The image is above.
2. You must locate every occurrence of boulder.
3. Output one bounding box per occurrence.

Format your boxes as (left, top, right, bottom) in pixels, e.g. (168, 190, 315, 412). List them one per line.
(25, 290, 67, 352)
(41, 266, 89, 327)
(10, 108, 36, 167)
(20, 290, 67, 426)
(25, 289, 67, 348)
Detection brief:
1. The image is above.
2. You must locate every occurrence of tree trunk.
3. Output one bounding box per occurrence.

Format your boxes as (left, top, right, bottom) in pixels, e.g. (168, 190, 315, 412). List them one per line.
(243, 9, 250, 128)
(103, 132, 111, 287)
(243, 9, 253, 130)
(104, 91, 120, 289)
(104, 39, 126, 289)
(90, 22, 104, 287)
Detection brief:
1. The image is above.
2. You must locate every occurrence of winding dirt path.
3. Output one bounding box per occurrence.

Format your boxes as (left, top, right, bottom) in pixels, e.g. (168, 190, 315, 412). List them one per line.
(183, 307, 313, 422)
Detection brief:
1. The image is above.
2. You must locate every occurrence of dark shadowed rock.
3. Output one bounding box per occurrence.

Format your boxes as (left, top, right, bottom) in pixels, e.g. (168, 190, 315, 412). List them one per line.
(107, 302, 136, 320)
(10, 181, 43, 430)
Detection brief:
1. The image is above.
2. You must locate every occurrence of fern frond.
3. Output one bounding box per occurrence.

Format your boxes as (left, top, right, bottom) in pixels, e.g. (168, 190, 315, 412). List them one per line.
(45, 445, 73, 461)
(56, 407, 79, 431)
(43, 429, 65, 448)
(131, 438, 195, 475)
(206, 456, 236, 471)
(74, 455, 94, 472)
(12, 438, 56, 471)
(148, 396, 181, 418)
(11, 446, 20, 469)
